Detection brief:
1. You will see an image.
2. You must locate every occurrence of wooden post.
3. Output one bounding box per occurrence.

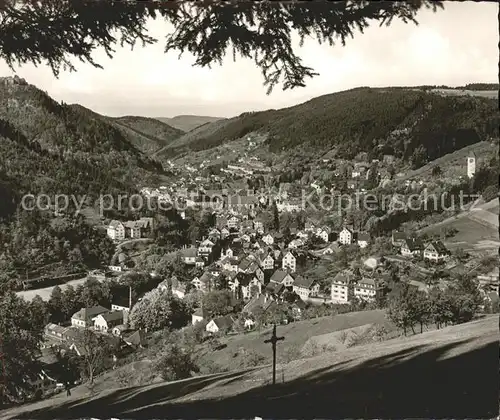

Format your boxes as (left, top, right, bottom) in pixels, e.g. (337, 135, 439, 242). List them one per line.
(264, 324, 284, 385)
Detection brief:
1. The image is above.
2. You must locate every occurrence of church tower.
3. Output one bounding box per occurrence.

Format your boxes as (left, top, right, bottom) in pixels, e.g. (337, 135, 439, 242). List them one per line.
(467, 151, 476, 179)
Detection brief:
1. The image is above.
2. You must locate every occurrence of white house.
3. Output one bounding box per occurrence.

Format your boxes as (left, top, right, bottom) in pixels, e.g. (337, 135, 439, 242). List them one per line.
(315, 226, 331, 243)
(269, 270, 295, 287)
(423, 241, 449, 262)
(191, 307, 205, 325)
(338, 227, 353, 245)
(261, 253, 275, 270)
(93, 311, 124, 333)
(262, 234, 274, 245)
(107, 220, 125, 241)
(191, 276, 203, 291)
(292, 276, 320, 299)
(354, 278, 377, 301)
(227, 216, 240, 229)
(198, 239, 215, 256)
(71, 306, 109, 328)
(206, 315, 235, 334)
(330, 272, 350, 303)
(401, 238, 423, 258)
(282, 251, 297, 272)
(467, 151, 476, 179)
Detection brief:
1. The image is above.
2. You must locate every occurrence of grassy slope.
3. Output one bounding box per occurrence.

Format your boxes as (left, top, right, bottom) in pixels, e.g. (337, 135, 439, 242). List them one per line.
(4, 316, 497, 419)
(156, 115, 224, 132)
(200, 309, 394, 368)
(420, 198, 499, 252)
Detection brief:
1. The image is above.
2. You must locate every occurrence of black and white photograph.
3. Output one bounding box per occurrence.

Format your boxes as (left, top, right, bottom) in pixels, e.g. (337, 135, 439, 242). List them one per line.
(0, 1, 498, 419)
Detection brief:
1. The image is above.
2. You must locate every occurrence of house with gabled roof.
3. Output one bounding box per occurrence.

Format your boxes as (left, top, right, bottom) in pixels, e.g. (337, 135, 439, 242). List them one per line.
(221, 256, 239, 272)
(93, 311, 124, 333)
(206, 315, 236, 334)
(71, 306, 109, 328)
(181, 247, 198, 265)
(338, 227, 353, 245)
(107, 220, 126, 241)
(198, 238, 215, 256)
(262, 233, 274, 245)
(261, 253, 275, 271)
(282, 250, 298, 272)
(195, 256, 205, 268)
(269, 269, 295, 287)
(265, 281, 286, 298)
(236, 272, 262, 300)
(192, 307, 209, 325)
(315, 226, 332, 243)
(292, 276, 320, 299)
(424, 241, 449, 262)
(401, 238, 423, 258)
(123, 329, 147, 349)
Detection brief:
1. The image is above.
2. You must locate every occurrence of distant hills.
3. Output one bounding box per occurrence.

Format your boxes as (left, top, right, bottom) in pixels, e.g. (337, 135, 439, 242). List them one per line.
(156, 115, 225, 132)
(0, 76, 165, 216)
(155, 86, 499, 167)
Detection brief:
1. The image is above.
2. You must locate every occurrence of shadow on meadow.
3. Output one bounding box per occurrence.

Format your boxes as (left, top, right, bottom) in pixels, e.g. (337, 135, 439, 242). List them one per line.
(9, 336, 499, 419)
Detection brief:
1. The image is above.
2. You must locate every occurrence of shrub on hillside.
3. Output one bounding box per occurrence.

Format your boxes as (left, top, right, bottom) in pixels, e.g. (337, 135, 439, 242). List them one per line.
(482, 185, 498, 202)
(155, 344, 199, 382)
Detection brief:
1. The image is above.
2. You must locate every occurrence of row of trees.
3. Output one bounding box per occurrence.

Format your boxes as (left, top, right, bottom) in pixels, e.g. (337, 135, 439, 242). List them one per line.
(386, 277, 484, 336)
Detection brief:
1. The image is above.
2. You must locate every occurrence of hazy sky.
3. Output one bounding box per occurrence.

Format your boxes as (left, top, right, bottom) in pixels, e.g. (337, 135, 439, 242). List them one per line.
(0, 1, 497, 118)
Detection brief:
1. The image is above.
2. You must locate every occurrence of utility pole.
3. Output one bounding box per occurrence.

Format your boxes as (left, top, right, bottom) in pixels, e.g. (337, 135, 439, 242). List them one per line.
(264, 324, 284, 385)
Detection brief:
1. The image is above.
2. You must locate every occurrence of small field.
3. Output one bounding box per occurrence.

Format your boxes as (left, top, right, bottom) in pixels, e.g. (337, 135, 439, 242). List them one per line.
(16, 276, 88, 302)
(200, 309, 396, 369)
(420, 198, 498, 252)
(4, 315, 497, 420)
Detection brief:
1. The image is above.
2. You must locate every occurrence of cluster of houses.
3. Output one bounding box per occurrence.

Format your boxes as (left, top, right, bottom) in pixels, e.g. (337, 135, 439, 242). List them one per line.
(392, 231, 450, 262)
(157, 210, 381, 333)
(33, 295, 146, 397)
(107, 217, 154, 242)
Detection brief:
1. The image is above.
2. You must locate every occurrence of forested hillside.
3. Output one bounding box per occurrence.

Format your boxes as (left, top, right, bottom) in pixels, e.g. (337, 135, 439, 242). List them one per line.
(112, 116, 185, 154)
(156, 115, 224, 132)
(0, 77, 165, 202)
(0, 76, 166, 279)
(157, 87, 499, 166)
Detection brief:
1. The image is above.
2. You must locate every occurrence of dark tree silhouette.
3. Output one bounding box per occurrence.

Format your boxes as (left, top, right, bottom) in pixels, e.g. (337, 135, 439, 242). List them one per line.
(0, 0, 443, 93)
